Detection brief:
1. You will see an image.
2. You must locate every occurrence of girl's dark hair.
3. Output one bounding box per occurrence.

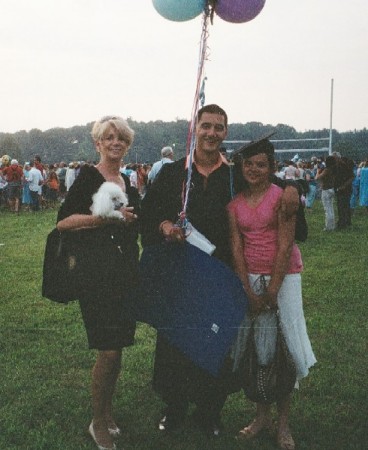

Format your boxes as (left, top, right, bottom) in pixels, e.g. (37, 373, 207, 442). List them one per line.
(325, 155, 337, 168)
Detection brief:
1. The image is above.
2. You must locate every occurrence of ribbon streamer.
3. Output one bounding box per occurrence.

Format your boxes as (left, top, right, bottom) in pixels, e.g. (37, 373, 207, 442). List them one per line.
(180, 8, 211, 227)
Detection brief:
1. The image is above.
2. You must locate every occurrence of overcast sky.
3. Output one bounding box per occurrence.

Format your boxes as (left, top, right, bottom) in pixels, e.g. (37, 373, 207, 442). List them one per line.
(1, 0, 367, 133)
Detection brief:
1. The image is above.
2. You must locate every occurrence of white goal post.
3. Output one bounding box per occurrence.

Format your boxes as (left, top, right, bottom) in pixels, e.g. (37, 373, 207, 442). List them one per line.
(224, 138, 330, 157)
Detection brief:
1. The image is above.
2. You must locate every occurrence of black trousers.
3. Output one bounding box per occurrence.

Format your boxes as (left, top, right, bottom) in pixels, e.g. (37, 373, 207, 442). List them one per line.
(152, 334, 230, 420)
(30, 190, 40, 211)
(336, 192, 352, 228)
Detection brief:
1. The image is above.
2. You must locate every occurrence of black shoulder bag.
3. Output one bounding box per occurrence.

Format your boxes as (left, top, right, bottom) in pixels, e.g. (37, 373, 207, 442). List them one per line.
(242, 310, 297, 404)
(42, 228, 81, 303)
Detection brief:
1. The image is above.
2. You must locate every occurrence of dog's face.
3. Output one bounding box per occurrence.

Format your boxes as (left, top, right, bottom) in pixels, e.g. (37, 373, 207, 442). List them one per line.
(111, 196, 126, 210)
(91, 181, 129, 218)
(106, 186, 128, 210)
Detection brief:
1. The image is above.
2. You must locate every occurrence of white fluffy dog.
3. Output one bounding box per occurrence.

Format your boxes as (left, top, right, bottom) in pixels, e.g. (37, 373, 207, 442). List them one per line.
(90, 181, 128, 220)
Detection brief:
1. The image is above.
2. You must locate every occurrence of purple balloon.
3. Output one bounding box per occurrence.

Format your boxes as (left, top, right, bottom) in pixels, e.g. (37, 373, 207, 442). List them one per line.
(215, 0, 266, 24)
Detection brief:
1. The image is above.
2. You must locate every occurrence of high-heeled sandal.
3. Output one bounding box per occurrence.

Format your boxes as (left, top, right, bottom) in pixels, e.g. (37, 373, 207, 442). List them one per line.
(108, 425, 121, 438)
(88, 422, 116, 450)
(237, 418, 274, 440)
(277, 430, 295, 450)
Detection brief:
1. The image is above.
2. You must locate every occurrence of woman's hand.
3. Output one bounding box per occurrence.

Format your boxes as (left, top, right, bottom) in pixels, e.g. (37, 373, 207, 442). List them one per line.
(120, 206, 138, 224)
(248, 292, 270, 315)
(248, 290, 278, 315)
(263, 290, 278, 311)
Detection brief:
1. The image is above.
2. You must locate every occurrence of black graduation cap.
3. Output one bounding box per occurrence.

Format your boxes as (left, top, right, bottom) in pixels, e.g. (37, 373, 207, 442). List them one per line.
(233, 132, 276, 159)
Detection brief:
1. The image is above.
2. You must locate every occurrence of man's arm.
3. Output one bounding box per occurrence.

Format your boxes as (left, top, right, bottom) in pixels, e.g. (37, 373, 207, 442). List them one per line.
(140, 160, 184, 247)
(272, 175, 299, 218)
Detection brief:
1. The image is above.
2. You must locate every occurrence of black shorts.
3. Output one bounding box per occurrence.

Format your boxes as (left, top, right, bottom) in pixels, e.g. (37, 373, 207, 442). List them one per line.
(8, 183, 21, 200)
(79, 292, 136, 351)
(59, 180, 66, 194)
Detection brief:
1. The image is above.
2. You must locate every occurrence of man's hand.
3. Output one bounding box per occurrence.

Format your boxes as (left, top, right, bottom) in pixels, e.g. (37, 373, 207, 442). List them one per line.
(160, 220, 185, 242)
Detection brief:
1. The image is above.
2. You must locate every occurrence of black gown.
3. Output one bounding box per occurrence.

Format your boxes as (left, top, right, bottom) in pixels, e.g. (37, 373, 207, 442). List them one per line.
(57, 165, 140, 349)
(140, 157, 235, 419)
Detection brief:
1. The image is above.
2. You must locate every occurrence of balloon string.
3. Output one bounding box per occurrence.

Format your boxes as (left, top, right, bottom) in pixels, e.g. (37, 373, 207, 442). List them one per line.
(181, 10, 210, 224)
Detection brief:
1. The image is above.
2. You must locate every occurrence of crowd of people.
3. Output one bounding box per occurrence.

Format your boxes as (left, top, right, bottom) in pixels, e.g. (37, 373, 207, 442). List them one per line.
(1, 109, 368, 450)
(1, 150, 367, 220)
(0, 156, 161, 212)
(274, 155, 368, 230)
(0, 156, 69, 212)
(1, 144, 367, 221)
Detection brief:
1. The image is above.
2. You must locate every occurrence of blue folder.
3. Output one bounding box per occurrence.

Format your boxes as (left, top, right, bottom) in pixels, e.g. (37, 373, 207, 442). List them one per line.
(136, 242, 249, 376)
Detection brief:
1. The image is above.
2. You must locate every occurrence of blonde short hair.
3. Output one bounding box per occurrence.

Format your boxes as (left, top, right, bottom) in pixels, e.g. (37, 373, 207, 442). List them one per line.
(91, 115, 135, 147)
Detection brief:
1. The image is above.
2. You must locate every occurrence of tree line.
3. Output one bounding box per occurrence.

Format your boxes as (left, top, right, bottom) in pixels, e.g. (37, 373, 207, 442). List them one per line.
(1, 119, 367, 165)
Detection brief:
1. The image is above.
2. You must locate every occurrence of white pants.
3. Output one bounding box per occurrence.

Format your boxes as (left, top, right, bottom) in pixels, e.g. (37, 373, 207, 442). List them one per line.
(321, 188, 335, 230)
(232, 274, 317, 381)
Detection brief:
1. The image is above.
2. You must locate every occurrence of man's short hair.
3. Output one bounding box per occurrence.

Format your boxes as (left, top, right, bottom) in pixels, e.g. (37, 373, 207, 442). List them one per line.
(197, 104, 228, 128)
(161, 146, 173, 158)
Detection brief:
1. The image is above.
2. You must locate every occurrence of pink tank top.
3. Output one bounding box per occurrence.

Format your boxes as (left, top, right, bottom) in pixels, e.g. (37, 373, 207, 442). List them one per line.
(227, 184, 303, 274)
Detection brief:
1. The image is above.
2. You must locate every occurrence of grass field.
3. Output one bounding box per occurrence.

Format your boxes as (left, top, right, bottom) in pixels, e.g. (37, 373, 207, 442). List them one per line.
(0, 202, 367, 450)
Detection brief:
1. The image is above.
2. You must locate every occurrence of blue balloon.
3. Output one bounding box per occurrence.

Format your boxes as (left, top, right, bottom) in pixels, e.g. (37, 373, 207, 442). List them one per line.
(152, 0, 206, 22)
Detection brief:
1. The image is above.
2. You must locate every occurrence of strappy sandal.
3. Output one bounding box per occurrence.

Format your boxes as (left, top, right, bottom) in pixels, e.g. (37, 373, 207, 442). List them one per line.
(88, 422, 116, 450)
(237, 418, 274, 440)
(108, 425, 121, 438)
(277, 430, 295, 450)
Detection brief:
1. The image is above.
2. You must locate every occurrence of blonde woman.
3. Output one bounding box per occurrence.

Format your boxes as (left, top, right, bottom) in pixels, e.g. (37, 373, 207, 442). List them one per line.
(57, 116, 139, 450)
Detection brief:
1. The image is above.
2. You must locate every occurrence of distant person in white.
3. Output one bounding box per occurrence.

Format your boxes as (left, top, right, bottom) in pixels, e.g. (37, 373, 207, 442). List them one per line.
(148, 146, 174, 184)
(27, 161, 43, 211)
(65, 162, 76, 191)
(284, 161, 300, 180)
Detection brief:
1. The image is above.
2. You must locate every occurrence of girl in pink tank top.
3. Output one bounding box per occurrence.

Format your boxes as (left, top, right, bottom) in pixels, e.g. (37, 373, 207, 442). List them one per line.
(227, 137, 315, 450)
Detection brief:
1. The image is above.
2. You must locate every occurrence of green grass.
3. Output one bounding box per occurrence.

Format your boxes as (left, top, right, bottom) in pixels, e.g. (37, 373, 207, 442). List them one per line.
(0, 202, 367, 449)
